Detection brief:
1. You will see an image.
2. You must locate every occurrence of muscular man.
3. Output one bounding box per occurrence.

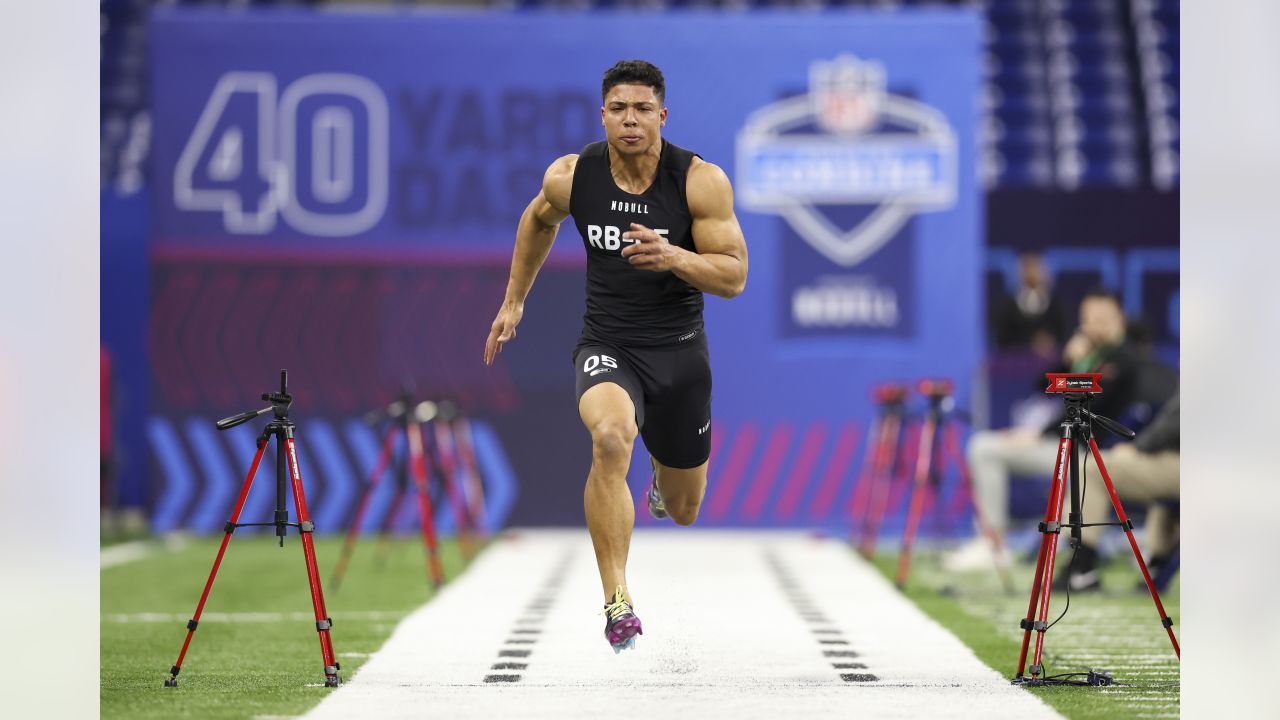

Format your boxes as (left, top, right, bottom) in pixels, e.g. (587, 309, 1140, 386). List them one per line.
(483, 60, 748, 653)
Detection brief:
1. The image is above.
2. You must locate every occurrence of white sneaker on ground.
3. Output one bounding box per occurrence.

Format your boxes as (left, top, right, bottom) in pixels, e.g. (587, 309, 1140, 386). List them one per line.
(942, 536, 1002, 573)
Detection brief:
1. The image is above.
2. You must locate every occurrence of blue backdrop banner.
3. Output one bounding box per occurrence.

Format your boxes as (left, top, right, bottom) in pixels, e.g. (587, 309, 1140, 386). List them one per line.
(149, 8, 983, 533)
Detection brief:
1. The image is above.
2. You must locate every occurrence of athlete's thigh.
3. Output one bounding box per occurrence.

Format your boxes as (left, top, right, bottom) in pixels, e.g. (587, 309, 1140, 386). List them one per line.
(579, 382, 640, 436)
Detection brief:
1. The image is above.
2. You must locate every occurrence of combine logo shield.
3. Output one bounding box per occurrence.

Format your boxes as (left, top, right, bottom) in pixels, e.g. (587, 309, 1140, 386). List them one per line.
(736, 55, 957, 268)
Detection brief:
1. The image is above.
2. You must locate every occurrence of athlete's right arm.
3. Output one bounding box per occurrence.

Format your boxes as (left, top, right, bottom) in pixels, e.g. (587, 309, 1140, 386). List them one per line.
(483, 154, 576, 365)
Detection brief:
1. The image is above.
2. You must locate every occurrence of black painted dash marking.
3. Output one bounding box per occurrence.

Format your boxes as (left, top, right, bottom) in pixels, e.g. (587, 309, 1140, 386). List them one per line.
(484, 674, 522, 683)
(512, 629, 541, 635)
(832, 662, 867, 670)
(824, 650, 860, 658)
(811, 628, 841, 635)
(819, 639, 850, 645)
(840, 673, 878, 682)
(491, 662, 527, 670)
(499, 649, 532, 658)
(505, 639, 537, 645)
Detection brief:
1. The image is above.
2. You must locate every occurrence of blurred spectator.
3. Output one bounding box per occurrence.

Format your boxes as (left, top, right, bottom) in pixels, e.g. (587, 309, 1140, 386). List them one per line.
(990, 252, 1068, 359)
(947, 288, 1140, 571)
(1054, 393, 1179, 592)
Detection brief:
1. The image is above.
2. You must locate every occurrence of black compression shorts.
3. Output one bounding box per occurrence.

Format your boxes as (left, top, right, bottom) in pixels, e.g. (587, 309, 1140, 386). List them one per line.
(572, 332, 712, 469)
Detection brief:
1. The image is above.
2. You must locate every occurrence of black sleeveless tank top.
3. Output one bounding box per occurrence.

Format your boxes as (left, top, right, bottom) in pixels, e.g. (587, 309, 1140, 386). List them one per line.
(570, 139, 704, 347)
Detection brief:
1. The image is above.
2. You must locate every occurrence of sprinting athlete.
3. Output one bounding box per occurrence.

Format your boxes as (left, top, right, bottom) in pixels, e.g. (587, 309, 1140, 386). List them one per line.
(483, 60, 748, 653)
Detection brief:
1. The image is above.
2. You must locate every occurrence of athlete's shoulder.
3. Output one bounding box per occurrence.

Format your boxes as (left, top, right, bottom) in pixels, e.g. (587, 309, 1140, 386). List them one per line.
(685, 157, 734, 212)
(547, 153, 578, 179)
(543, 154, 577, 213)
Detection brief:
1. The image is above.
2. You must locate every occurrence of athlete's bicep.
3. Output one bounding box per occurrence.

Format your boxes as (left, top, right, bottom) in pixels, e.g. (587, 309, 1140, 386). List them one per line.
(688, 161, 747, 262)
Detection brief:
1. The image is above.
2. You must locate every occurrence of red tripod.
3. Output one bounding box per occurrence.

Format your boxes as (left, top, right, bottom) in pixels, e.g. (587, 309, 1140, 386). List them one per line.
(895, 379, 1012, 591)
(1013, 373, 1180, 684)
(431, 401, 488, 556)
(329, 392, 446, 592)
(165, 371, 341, 688)
(853, 384, 908, 557)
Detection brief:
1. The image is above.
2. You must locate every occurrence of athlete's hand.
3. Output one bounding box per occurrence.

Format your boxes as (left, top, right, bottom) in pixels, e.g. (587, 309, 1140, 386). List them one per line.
(484, 301, 524, 365)
(621, 223, 685, 272)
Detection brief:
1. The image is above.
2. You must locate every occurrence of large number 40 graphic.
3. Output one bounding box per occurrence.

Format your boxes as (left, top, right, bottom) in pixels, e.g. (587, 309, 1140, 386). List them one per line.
(173, 72, 389, 236)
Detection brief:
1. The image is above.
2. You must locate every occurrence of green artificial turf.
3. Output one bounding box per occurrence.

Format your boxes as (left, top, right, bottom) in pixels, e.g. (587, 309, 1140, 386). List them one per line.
(102, 534, 477, 720)
(871, 546, 1180, 720)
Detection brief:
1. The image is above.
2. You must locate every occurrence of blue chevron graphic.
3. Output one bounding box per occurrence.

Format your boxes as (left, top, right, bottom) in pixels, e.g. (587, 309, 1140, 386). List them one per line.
(305, 419, 355, 532)
(149, 414, 519, 534)
(149, 417, 195, 533)
(469, 420, 517, 532)
(343, 419, 402, 534)
(186, 417, 238, 532)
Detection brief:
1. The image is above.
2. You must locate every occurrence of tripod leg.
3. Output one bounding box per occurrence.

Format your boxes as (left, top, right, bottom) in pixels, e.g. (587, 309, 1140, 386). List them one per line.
(1014, 435, 1072, 681)
(849, 415, 883, 546)
(283, 433, 342, 687)
(859, 414, 901, 557)
(1027, 438, 1074, 682)
(453, 417, 489, 541)
(896, 415, 938, 589)
(165, 435, 270, 687)
(376, 438, 410, 569)
(1088, 438, 1180, 659)
(432, 420, 474, 560)
(330, 425, 398, 591)
(407, 421, 445, 589)
(944, 424, 1014, 593)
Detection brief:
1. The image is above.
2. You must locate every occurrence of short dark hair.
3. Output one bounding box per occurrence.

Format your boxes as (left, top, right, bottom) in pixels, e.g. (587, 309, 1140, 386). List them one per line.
(602, 60, 665, 104)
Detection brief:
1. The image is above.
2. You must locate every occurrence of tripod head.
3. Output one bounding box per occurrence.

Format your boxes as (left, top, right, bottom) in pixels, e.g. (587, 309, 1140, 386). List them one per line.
(216, 370, 294, 431)
(362, 386, 442, 426)
(1045, 373, 1135, 441)
(872, 383, 908, 414)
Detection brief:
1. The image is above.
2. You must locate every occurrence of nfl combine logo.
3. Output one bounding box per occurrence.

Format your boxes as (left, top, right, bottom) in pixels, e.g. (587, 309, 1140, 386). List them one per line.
(735, 54, 958, 269)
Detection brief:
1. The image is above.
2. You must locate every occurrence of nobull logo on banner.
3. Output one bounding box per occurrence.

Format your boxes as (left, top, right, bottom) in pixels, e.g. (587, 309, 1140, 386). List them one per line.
(735, 54, 958, 269)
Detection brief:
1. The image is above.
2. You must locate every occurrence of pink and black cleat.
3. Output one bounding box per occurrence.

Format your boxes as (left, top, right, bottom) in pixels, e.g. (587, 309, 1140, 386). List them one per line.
(602, 585, 643, 654)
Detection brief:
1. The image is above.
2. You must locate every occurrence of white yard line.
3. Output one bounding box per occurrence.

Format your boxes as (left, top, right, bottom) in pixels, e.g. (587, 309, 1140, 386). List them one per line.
(303, 529, 1063, 719)
(100, 540, 157, 569)
(100, 535, 190, 569)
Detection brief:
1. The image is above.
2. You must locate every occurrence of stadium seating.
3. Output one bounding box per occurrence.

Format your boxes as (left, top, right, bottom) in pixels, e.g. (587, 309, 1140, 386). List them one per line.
(99, 0, 1179, 193)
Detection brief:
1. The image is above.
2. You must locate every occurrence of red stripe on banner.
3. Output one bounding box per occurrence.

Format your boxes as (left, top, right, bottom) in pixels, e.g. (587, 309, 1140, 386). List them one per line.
(807, 422, 861, 520)
(705, 423, 760, 521)
(740, 423, 795, 522)
(774, 422, 828, 520)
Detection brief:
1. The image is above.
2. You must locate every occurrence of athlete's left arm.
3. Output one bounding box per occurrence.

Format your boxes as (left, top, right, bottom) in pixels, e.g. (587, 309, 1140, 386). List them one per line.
(621, 160, 748, 299)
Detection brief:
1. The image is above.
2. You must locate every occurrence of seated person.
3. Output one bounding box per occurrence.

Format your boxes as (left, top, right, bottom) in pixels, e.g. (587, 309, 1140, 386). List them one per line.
(946, 288, 1140, 571)
(1055, 393, 1179, 592)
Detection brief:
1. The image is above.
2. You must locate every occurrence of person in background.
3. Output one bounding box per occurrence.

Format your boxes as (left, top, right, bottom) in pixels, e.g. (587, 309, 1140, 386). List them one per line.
(947, 288, 1139, 571)
(1054, 393, 1179, 592)
(990, 252, 1068, 359)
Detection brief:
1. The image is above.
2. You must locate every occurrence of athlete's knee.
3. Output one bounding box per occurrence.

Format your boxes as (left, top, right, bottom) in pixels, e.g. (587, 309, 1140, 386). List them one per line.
(667, 501, 700, 526)
(589, 421, 637, 464)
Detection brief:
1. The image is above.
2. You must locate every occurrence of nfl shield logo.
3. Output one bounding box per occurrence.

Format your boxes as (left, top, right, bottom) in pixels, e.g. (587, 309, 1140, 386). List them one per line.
(811, 54, 885, 135)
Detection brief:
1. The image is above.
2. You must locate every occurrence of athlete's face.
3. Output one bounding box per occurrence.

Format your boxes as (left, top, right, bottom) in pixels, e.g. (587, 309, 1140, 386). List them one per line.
(601, 84, 667, 156)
